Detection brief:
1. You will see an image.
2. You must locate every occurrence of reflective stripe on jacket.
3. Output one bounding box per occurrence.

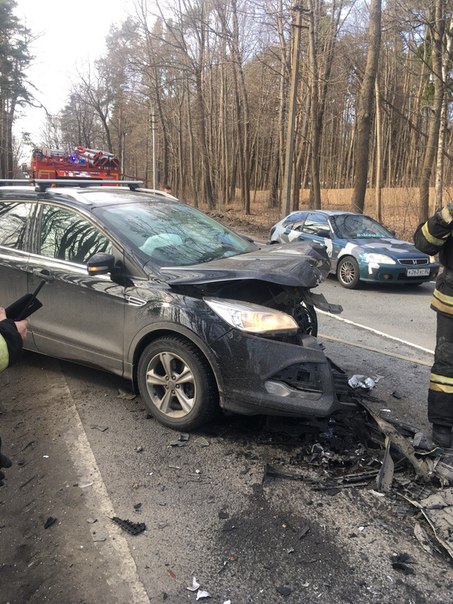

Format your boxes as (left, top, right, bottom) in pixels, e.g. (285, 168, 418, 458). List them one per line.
(0, 334, 9, 372)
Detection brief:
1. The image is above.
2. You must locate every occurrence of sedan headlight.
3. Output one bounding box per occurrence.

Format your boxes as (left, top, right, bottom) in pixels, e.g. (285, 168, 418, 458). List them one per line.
(364, 253, 396, 265)
(204, 297, 298, 333)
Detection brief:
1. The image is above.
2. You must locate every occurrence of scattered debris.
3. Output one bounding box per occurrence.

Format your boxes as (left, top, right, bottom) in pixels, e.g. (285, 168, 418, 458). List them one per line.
(44, 516, 57, 529)
(133, 503, 142, 511)
(187, 577, 200, 592)
(111, 517, 146, 535)
(376, 438, 394, 493)
(135, 446, 144, 453)
(398, 488, 453, 560)
(413, 522, 433, 554)
(348, 375, 375, 390)
(391, 552, 416, 575)
(391, 391, 402, 400)
(169, 433, 190, 447)
(196, 590, 211, 600)
(86, 517, 97, 524)
(298, 525, 310, 540)
(256, 399, 453, 562)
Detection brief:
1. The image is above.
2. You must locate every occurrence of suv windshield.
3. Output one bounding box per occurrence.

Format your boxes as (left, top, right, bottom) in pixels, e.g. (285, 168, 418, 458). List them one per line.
(330, 214, 392, 239)
(95, 201, 256, 266)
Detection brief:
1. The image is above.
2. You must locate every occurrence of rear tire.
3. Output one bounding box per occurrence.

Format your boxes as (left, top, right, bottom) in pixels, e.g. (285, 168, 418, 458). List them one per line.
(138, 335, 219, 431)
(337, 256, 360, 289)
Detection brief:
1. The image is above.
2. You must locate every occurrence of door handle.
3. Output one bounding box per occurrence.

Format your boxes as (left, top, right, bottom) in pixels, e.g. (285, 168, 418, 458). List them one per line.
(32, 269, 54, 282)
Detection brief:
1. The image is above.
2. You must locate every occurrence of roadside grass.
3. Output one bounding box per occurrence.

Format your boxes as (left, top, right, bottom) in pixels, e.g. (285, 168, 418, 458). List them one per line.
(200, 186, 453, 241)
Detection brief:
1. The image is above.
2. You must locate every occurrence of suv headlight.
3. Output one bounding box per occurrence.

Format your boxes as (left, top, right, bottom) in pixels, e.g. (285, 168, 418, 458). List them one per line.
(204, 297, 298, 333)
(364, 253, 396, 265)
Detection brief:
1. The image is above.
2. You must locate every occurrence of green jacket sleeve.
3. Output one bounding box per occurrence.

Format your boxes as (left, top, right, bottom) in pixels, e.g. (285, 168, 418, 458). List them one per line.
(0, 320, 23, 373)
(0, 333, 8, 372)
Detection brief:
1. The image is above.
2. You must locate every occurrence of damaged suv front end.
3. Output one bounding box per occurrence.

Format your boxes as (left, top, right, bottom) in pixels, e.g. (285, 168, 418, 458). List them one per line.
(142, 237, 348, 426)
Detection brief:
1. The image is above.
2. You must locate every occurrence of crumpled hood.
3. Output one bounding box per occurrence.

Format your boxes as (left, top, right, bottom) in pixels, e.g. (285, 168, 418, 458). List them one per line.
(154, 241, 330, 289)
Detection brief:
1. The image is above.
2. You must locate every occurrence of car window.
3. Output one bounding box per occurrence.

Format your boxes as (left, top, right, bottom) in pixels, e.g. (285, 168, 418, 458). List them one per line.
(331, 214, 392, 239)
(39, 205, 112, 264)
(0, 202, 33, 250)
(95, 201, 256, 267)
(283, 212, 307, 230)
(302, 213, 330, 236)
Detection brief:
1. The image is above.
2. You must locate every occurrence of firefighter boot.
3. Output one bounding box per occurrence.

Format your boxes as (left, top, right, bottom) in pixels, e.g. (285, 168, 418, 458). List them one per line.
(432, 424, 453, 448)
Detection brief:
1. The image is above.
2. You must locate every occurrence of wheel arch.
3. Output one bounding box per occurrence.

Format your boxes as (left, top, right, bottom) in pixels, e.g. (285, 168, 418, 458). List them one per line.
(129, 323, 225, 402)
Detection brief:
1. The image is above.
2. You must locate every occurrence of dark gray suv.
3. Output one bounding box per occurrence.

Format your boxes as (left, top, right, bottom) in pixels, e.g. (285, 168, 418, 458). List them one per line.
(0, 181, 347, 430)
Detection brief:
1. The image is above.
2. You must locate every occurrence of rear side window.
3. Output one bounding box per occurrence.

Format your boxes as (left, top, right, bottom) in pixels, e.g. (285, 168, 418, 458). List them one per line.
(39, 205, 112, 264)
(0, 202, 33, 250)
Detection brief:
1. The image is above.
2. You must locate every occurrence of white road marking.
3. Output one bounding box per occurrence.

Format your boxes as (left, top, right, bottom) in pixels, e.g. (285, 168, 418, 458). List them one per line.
(318, 309, 434, 355)
(52, 367, 151, 604)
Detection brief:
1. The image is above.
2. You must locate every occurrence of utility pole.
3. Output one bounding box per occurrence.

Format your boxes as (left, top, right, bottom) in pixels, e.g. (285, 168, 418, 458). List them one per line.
(281, 3, 303, 218)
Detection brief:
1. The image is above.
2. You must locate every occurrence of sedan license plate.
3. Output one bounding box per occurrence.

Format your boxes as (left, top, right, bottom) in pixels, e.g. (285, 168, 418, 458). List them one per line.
(406, 267, 430, 277)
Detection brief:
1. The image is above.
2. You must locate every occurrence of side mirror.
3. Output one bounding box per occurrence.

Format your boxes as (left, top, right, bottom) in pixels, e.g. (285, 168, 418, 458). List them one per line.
(87, 253, 115, 276)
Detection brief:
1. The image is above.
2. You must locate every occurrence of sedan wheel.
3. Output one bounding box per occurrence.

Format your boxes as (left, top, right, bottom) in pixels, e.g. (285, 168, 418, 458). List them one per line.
(337, 256, 360, 289)
(138, 336, 218, 430)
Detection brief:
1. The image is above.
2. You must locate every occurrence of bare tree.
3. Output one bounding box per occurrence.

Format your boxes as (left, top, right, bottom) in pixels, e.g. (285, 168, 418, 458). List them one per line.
(351, 0, 382, 212)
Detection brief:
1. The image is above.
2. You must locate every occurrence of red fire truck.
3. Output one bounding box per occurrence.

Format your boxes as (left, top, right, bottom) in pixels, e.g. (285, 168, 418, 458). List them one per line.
(31, 147, 121, 180)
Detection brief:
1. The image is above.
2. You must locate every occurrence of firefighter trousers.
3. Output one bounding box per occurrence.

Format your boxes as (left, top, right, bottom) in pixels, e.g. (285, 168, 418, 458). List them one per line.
(429, 312, 453, 426)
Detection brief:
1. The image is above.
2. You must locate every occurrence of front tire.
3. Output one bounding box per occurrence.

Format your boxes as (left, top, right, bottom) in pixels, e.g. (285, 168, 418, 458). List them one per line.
(337, 256, 360, 289)
(138, 336, 219, 431)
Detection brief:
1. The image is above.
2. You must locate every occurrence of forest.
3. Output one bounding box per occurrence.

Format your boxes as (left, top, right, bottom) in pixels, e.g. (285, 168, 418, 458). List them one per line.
(1, 0, 453, 225)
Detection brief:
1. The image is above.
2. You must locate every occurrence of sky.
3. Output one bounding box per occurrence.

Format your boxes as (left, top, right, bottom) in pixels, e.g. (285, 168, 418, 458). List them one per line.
(13, 0, 133, 146)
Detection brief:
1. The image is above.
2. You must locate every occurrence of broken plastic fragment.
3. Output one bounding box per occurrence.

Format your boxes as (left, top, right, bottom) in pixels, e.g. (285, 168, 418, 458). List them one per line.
(348, 375, 375, 390)
(44, 516, 57, 529)
(196, 589, 211, 600)
(187, 577, 200, 592)
(111, 517, 146, 535)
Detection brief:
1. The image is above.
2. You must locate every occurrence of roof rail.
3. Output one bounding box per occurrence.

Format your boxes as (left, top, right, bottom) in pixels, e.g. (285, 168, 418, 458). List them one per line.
(137, 188, 179, 200)
(0, 178, 144, 192)
(32, 179, 143, 192)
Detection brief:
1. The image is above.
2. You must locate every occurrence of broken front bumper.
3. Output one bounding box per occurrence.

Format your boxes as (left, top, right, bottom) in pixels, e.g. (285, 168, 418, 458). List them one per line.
(210, 330, 349, 418)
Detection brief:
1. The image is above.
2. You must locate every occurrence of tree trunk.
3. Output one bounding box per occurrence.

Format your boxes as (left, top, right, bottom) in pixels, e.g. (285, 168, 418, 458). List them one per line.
(351, 0, 382, 213)
(419, 0, 445, 221)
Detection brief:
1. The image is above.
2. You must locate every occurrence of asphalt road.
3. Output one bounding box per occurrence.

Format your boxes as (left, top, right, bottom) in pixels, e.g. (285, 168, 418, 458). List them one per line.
(317, 277, 436, 352)
(1, 277, 452, 604)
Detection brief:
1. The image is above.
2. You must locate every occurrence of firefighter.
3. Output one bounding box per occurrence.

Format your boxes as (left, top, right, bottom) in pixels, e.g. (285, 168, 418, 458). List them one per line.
(0, 308, 28, 486)
(414, 202, 453, 448)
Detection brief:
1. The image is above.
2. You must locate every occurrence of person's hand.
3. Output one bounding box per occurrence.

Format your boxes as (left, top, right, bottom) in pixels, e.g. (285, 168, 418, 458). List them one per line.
(14, 319, 28, 341)
(0, 438, 12, 487)
(0, 307, 6, 321)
